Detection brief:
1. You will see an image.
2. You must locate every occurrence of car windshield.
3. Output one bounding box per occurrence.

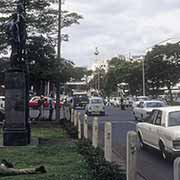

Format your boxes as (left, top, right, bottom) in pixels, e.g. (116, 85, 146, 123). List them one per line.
(91, 99, 103, 104)
(146, 102, 164, 108)
(168, 111, 180, 127)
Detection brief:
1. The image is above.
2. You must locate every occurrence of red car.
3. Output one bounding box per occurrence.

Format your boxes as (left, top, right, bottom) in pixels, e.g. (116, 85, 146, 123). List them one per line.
(29, 96, 63, 109)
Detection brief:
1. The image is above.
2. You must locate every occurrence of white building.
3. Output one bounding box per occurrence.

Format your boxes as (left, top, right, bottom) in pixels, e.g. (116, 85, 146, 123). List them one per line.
(89, 59, 109, 73)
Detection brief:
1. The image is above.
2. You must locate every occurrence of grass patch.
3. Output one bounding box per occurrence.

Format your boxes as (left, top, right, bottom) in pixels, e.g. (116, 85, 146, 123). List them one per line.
(31, 127, 67, 140)
(0, 126, 94, 180)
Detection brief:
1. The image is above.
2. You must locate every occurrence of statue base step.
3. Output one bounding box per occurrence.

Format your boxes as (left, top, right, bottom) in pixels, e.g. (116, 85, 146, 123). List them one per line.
(3, 129, 29, 146)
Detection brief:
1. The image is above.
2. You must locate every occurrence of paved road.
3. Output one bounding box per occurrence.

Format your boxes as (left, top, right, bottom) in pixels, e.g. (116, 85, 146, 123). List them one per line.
(79, 106, 173, 180)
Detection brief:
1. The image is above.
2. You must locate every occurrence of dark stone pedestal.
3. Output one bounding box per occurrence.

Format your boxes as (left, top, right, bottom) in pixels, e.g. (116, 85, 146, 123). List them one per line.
(3, 69, 30, 146)
(3, 129, 28, 146)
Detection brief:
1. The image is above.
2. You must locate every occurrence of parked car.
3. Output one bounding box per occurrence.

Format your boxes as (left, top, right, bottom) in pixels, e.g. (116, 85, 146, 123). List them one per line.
(132, 96, 149, 109)
(136, 106, 180, 159)
(0, 96, 5, 108)
(85, 97, 105, 116)
(29, 96, 63, 109)
(72, 94, 89, 109)
(133, 100, 166, 121)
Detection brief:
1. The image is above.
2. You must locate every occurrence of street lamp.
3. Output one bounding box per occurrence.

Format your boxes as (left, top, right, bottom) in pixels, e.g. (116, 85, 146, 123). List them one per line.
(94, 47, 100, 92)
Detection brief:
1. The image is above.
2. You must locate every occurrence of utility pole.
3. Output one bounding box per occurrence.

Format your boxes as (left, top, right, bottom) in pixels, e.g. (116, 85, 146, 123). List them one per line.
(56, 0, 62, 121)
(142, 57, 145, 96)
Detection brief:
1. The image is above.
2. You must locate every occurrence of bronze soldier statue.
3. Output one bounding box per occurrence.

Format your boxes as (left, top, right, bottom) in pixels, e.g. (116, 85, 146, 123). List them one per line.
(6, 0, 27, 68)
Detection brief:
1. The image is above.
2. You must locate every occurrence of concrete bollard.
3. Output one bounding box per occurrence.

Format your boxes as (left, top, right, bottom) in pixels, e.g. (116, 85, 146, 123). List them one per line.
(74, 110, 78, 127)
(127, 131, 137, 180)
(71, 109, 74, 123)
(92, 117, 99, 148)
(174, 157, 180, 180)
(104, 121, 112, 162)
(83, 114, 88, 139)
(78, 112, 81, 139)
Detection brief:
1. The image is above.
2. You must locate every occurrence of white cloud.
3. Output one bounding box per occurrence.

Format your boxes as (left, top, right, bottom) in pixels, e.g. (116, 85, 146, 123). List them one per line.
(61, 0, 180, 67)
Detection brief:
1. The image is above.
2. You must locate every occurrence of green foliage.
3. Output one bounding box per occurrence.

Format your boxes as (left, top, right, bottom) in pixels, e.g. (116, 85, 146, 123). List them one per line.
(126, 61, 143, 95)
(0, 0, 83, 91)
(77, 139, 126, 180)
(145, 43, 180, 98)
(31, 127, 67, 140)
(71, 67, 90, 81)
(103, 43, 180, 97)
(104, 56, 142, 96)
(61, 117, 78, 139)
(0, 0, 83, 54)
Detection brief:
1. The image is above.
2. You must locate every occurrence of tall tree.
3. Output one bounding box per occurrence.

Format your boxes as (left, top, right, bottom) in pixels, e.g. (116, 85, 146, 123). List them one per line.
(71, 67, 89, 81)
(0, 0, 83, 54)
(0, 0, 83, 94)
(104, 56, 130, 96)
(126, 61, 143, 95)
(145, 43, 180, 100)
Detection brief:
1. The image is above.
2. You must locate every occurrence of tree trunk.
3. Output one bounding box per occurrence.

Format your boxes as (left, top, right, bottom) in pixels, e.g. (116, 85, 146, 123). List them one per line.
(167, 85, 173, 103)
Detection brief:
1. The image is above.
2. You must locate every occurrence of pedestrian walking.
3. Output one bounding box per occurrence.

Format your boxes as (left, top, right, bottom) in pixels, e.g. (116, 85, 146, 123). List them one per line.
(48, 94, 54, 121)
(36, 95, 44, 121)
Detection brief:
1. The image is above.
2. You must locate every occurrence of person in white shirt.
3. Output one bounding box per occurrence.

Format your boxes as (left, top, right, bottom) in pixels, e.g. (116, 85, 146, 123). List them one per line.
(48, 94, 54, 121)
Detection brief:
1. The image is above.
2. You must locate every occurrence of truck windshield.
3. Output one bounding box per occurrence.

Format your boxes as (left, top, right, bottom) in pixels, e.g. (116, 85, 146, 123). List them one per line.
(168, 111, 180, 127)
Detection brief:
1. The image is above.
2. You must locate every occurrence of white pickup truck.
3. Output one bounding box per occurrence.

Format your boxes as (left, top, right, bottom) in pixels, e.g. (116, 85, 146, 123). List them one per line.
(137, 106, 180, 159)
(133, 100, 166, 121)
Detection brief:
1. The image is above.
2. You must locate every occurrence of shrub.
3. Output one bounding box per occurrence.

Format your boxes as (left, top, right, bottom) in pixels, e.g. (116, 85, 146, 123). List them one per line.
(77, 139, 126, 180)
(61, 118, 78, 139)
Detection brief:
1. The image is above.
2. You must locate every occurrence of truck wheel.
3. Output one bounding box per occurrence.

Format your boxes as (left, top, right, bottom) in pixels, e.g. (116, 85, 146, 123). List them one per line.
(138, 132, 145, 149)
(159, 141, 168, 160)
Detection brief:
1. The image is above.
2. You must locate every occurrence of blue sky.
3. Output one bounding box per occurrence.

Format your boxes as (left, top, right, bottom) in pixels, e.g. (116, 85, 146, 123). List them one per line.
(62, 0, 180, 67)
